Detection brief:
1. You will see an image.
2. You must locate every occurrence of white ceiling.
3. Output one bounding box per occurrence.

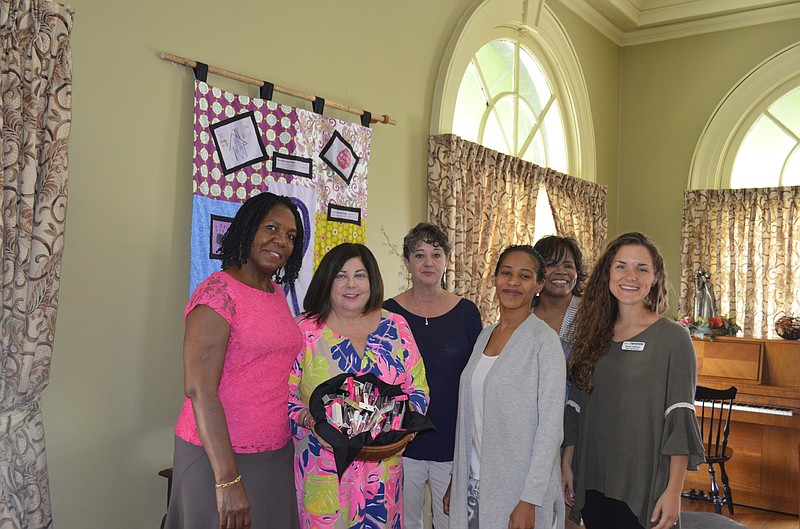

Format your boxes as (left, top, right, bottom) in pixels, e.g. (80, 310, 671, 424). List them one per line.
(558, 0, 800, 45)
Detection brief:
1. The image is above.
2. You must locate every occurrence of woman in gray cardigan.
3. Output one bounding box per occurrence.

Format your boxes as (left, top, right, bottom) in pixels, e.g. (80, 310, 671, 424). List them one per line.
(444, 245, 566, 529)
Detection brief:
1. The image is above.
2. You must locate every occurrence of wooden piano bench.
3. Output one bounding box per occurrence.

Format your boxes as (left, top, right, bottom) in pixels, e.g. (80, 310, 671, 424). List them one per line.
(682, 512, 748, 528)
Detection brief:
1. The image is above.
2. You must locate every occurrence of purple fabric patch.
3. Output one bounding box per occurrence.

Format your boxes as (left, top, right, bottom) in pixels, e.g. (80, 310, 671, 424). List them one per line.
(193, 81, 300, 202)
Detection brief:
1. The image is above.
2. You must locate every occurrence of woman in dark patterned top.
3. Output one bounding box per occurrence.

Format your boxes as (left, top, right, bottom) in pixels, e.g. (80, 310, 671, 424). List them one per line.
(562, 233, 704, 529)
(533, 236, 585, 366)
(383, 223, 482, 529)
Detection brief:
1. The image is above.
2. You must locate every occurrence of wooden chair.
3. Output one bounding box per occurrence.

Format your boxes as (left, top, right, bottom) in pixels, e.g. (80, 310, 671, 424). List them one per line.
(683, 385, 738, 515)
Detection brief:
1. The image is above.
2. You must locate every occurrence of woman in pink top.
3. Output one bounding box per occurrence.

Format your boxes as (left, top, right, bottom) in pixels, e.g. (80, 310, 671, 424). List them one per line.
(165, 192, 305, 529)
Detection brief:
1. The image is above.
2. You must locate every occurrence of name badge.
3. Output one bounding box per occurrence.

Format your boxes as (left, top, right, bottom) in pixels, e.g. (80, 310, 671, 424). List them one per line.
(621, 341, 646, 351)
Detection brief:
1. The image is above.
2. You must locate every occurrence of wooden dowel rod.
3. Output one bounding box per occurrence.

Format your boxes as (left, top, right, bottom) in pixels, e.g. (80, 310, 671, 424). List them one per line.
(160, 52, 396, 126)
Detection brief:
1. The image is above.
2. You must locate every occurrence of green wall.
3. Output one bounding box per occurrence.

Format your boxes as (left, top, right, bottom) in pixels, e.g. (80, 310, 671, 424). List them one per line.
(618, 20, 800, 312)
(37, 0, 799, 526)
(549, 0, 621, 234)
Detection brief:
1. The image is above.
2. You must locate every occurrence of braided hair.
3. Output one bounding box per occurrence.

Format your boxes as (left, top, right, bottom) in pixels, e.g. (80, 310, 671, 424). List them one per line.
(219, 192, 304, 284)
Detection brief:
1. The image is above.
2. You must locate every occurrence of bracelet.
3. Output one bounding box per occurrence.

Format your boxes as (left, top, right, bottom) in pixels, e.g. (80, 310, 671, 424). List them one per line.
(301, 410, 314, 429)
(215, 475, 241, 489)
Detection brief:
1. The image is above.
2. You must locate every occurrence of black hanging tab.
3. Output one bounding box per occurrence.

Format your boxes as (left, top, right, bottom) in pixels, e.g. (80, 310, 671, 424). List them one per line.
(360, 111, 372, 128)
(313, 97, 325, 115)
(192, 61, 208, 82)
(260, 81, 274, 101)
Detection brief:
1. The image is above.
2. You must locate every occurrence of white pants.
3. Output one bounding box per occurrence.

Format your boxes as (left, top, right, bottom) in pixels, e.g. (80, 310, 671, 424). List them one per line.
(402, 457, 452, 529)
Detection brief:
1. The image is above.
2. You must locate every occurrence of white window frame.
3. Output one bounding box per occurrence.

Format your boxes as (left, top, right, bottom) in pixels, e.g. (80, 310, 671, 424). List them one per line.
(689, 41, 800, 189)
(430, 0, 596, 182)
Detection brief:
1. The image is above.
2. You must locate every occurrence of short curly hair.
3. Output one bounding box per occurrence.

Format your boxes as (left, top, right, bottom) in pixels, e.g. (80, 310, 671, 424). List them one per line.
(219, 192, 304, 284)
(402, 223, 451, 259)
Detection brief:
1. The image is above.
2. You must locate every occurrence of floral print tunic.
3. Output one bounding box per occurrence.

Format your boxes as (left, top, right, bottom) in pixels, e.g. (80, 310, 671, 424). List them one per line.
(288, 310, 429, 529)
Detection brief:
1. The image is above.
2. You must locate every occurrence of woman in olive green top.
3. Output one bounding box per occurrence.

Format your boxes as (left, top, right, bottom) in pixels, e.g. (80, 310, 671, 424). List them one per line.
(562, 233, 704, 529)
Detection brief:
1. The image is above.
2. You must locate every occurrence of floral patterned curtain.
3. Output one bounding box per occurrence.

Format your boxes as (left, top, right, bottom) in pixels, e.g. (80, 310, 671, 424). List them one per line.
(542, 167, 607, 266)
(0, 1, 73, 527)
(428, 134, 607, 324)
(680, 187, 800, 338)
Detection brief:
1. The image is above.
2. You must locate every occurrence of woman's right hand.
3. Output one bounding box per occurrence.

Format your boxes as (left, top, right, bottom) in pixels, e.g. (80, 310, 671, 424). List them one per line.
(310, 422, 334, 452)
(216, 481, 251, 529)
(443, 480, 452, 515)
(562, 467, 575, 508)
(561, 446, 575, 507)
(183, 305, 250, 527)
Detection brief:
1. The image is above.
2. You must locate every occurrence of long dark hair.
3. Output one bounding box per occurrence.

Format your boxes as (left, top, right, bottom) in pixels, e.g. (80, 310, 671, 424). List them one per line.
(219, 192, 304, 284)
(303, 243, 384, 324)
(567, 232, 668, 393)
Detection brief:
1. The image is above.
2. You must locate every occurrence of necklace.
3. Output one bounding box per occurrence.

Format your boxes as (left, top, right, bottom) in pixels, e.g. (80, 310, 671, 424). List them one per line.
(425, 317, 429, 326)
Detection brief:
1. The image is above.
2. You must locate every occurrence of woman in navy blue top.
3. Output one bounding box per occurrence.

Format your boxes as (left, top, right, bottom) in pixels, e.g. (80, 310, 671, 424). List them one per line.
(383, 223, 482, 529)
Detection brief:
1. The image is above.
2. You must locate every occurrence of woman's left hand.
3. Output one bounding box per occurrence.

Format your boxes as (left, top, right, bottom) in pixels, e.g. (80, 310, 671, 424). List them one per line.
(508, 500, 535, 529)
(651, 455, 689, 529)
(650, 489, 680, 529)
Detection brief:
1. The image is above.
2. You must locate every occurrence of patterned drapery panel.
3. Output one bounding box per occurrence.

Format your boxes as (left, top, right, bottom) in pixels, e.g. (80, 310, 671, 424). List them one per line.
(542, 167, 607, 267)
(0, 1, 73, 527)
(680, 187, 800, 338)
(428, 134, 607, 324)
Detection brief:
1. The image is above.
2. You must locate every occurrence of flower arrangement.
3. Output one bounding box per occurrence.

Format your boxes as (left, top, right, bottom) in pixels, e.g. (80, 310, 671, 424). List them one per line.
(677, 315, 741, 340)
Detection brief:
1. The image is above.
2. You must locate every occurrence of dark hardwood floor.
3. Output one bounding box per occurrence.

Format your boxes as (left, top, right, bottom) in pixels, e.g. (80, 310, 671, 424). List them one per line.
(681, 499, 799, 529)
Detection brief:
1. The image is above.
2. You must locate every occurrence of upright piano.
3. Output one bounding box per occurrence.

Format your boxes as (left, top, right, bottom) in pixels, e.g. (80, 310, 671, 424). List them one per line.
(686, 336, 800, 515)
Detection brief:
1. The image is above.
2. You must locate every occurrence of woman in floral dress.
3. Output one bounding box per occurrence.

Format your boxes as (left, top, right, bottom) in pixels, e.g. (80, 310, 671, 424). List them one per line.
(288, 243, 429, 529)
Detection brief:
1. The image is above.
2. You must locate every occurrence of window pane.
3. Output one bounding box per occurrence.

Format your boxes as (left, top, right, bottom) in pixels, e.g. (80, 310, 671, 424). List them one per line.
(784, 149, 800, 186)
(523, 130, 546, 165)
(731, 116, 795, 188)
(453, 38, 570, 173)
(475, 40, 514, 100)
(769, 86, 800, 138)
(542, 100, 568, 173)
(533, 184, 557, 242)
(517, 101, 536, 156)
(492, 95, 515, 152)
(483, 111, 510, 155)
(453, 61, 486, 143)
(519, 49, 552, 114)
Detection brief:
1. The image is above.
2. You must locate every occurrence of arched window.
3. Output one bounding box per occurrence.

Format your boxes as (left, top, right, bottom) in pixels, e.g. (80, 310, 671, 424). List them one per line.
(452, 37, 569, 240)
(730, 86, 800, 188)
(453, 39, 568, 173)
(682, 42, 800, 337)
(431, 3, 595, 244)
(431, 2, 595, 182)
(428, 1, 606, 318)
(689, 42, 800, 189)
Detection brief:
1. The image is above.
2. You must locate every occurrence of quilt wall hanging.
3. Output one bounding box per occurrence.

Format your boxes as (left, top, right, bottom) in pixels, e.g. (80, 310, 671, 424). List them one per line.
(190, 79, 371, 314)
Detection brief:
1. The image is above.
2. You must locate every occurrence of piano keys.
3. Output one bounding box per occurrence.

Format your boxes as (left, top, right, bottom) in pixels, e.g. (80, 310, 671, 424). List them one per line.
(694, 400, 794, 417)
(686, 336, 800, 515)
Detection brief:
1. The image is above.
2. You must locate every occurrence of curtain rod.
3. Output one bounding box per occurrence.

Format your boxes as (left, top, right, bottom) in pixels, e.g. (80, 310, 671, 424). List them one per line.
(160, 52, 396, 126)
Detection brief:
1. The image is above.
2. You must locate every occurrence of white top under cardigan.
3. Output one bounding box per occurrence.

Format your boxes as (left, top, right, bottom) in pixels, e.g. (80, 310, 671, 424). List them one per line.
(469, 353, 498, 480)
(450, 313, 566, 529)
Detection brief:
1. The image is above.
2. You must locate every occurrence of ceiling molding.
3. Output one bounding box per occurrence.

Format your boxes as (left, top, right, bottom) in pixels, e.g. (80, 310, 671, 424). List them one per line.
(558, 0, 625, 44)
(556, 0, 800, 46)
